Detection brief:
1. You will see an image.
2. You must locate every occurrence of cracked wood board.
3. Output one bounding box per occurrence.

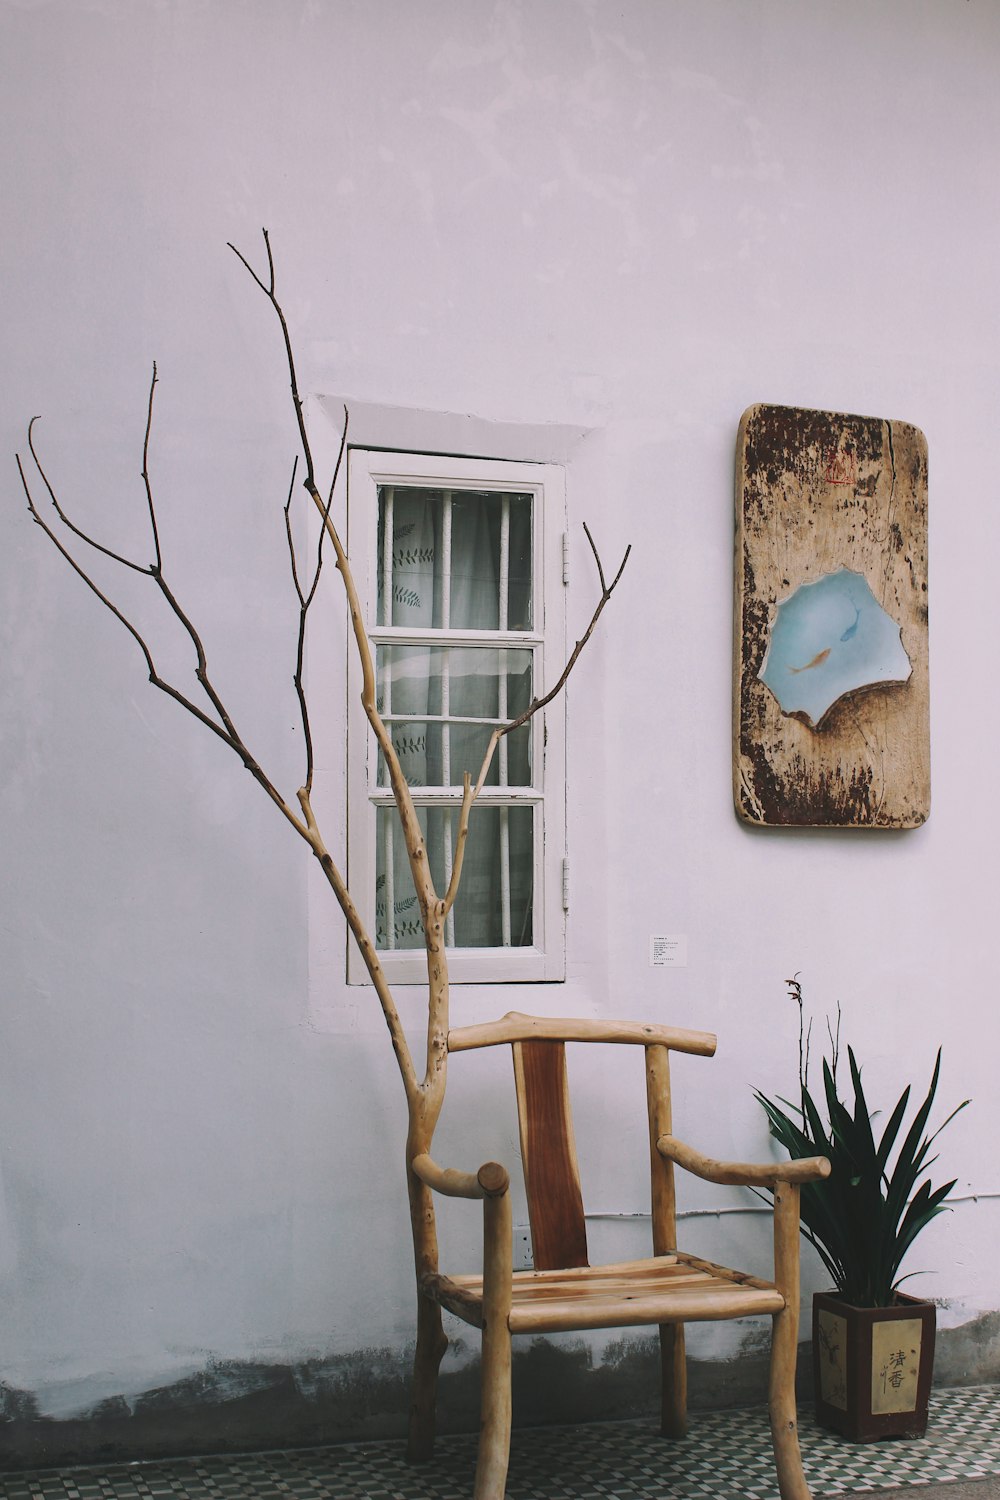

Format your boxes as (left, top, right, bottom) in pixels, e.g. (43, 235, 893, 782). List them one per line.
(734, 403, 929, 828)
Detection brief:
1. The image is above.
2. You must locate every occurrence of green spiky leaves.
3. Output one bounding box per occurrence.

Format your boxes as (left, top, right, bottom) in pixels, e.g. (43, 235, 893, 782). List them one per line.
(755, 986, 968, 1308)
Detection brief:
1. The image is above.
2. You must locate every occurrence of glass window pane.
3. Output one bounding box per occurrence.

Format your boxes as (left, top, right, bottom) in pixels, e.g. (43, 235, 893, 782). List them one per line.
(376, 645, 533, 787)
(377, 720, 532, 789)
(506, 494, 532, 631)
(377, 487, 438, 627)
(376, 805, 533, 950)
(377, 645, 532, 716)
(377, 486, 532, 631)
(450, 492, 499, 629)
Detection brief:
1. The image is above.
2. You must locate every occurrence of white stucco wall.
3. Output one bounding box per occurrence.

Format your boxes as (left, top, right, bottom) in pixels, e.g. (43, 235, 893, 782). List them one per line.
(2, 0, 998, 1433)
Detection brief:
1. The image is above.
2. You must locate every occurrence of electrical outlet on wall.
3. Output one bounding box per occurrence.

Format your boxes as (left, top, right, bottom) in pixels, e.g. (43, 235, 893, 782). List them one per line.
(513, 1225, 533, 1271)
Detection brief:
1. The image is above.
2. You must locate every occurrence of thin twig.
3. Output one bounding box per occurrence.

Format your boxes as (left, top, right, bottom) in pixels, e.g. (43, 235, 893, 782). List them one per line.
(125, 350, 259, 769)
(19, 453, 277, 784)
(27, 418, 150, 575)
(230, 245, 433, 895)
(284, 458, 305, 604)
(23, 372, 261, 784)
(499, 527, 630, 741)
(304, 407, 348, 613)
(441, 773, 475, 915)
(19, 453, 158, 677)
(141, 364, 163, 571)
(283, 454, 320, 790)
(226, 238, 271, 298)
(19, 413, 301, 833)
(229, 231, 318, 498)
(295, 410, 349, 795)
(230, 233, 424, 1095)
(295, 784, 416, 1097)
(444, 525, 631, 910)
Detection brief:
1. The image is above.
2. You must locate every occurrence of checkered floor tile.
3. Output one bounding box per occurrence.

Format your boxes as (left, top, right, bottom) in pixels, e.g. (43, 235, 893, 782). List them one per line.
(1, 1386, 998, 1499)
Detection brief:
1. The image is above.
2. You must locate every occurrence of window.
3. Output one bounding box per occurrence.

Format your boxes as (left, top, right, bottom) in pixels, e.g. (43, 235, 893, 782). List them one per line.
(347, 450, 566, 984)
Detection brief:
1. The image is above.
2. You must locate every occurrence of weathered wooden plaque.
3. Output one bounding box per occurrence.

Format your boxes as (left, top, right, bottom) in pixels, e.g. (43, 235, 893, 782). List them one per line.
(734, 404, 929, 828)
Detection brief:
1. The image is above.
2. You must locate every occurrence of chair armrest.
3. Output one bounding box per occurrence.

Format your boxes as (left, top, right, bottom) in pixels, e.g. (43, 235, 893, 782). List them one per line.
(411, 1151, 510, 1200)
(656, 1133, 830, 1186)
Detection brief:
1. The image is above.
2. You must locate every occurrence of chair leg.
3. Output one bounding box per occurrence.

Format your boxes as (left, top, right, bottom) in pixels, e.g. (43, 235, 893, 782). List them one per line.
(658, 1322, 688, 1438)
(473, 1311, 513, 1500)
(769, 1303, 812, 1500)
(473, 1185, 514, 1500)
(407, 1293, 449, 1463)
(769, 1181, 812, 1500)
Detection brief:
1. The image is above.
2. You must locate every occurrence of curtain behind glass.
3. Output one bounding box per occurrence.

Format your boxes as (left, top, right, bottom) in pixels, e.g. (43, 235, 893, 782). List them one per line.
(375, 488, 533, 951)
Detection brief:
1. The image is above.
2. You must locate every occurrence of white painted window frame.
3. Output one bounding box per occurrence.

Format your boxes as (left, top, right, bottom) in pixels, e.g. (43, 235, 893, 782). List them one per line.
(346, 448, 567, 986)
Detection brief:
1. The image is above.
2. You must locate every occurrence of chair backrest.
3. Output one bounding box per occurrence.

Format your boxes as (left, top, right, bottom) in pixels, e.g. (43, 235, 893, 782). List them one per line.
(447, 1013, 717, 1272)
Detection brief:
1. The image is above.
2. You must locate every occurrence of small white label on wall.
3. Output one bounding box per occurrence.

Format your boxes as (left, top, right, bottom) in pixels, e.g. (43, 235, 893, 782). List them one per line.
(650, 934, 687, 968)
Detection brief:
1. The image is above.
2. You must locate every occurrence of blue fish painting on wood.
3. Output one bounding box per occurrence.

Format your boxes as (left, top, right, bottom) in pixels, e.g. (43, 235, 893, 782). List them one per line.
(734, 404, 929, 828)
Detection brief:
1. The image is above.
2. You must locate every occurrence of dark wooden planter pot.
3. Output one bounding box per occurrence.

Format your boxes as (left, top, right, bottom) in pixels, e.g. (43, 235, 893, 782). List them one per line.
(812, 1290, 936, 1442)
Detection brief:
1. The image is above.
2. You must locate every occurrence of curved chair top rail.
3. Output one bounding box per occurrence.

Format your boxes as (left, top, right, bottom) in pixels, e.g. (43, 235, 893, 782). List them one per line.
(447, 1011, 717, 1056)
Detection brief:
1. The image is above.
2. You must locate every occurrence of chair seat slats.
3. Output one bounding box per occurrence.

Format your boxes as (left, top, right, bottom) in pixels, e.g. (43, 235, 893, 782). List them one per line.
(422, 1252, 785, 1334)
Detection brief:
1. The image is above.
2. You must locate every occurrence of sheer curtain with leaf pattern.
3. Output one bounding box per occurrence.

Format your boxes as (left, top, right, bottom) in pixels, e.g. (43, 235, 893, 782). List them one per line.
(374, 486, 536, 953)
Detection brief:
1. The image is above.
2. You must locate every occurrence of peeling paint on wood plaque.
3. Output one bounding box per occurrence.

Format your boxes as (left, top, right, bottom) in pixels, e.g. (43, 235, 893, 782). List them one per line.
(734, 404, 929, 828)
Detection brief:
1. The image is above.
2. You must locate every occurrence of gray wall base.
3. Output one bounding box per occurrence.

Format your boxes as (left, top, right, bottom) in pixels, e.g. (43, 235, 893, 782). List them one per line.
(2, 1314, 996, 1473)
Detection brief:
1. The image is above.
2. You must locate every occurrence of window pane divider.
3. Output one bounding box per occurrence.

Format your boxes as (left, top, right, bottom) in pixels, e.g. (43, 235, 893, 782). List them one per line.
(498, 494, 511, 945)
(441, 493, 455, 946)
(381, 486, 394, 631)
(369, 627, 541, 649)
(369, 788, 542, 805)
(379, 485, 395, 949)
(383, 815, 396, 951)
(380, 712, 528, 727)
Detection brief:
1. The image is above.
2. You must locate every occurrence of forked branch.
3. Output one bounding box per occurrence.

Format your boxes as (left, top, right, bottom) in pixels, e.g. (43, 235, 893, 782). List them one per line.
(17, 366, 419, 1098)
(19, 235, 633, 1493)
(283, 407, 350, 796)
(17, 373, 300, 820)
(504, 523, 629, 739)
(229, 234, 439, 959)
(442, 524, 630, 916)
(18, 231, 627, 1118)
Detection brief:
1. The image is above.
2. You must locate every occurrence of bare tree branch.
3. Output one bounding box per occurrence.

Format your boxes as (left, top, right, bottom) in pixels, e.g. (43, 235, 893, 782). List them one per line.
(304, 406, 347, 613)
(141, 363, 163, 571)
(18, 380, 413, 1088)
(583, 519, 630, 596)
(441, 773, 476, 916)
(226, 236, 273, 299)
(295, 785, 417, 1099)
(18, 451, 159, 675)
(230, 234, 443, 1066)
(24, 373, 251, 757)
(441, 525, 631, 909)
(501, 526, 631, 742)
(21, 235, 628, 1435)
(283, 458, 305, 604)
(231, 233, 430, 1094)
(18, 402, 305, 838)
(26, 417, 150, 574)
(23, 230, 627, 1121)
(285, 407, 350, 797)
(17, 448, 290, 809)
(228, 231, 319, 497)
(150, 568, 253, 754)
(282, 454, 320, 792)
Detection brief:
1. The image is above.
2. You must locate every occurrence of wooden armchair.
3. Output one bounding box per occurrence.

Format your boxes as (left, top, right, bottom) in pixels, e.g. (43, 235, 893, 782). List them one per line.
(408, 1012, 831, 1500)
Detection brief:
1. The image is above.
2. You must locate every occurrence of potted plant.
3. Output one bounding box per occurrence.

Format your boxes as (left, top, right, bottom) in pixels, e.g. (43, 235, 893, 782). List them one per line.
(755, 977, 969, 1441)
